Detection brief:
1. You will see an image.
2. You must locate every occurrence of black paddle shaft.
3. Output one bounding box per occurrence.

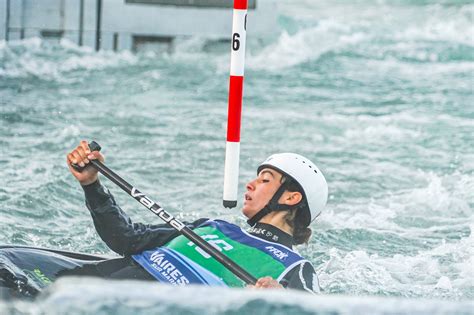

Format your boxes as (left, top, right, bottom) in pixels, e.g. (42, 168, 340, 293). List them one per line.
(71, 141, 257, 285)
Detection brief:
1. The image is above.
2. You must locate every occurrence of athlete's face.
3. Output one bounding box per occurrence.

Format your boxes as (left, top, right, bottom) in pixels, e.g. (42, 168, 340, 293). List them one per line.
(242, 168, 283, 219)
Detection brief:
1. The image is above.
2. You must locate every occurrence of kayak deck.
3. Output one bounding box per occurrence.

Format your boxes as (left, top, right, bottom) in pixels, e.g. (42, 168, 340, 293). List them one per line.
(0, 245, 109, 298)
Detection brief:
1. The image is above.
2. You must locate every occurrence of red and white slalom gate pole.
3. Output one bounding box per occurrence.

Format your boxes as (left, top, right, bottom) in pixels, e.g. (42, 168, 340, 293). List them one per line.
(223, 0, 248, 209)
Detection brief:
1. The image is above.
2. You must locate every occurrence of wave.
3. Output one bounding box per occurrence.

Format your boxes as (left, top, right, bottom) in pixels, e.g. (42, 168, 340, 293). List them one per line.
(247, 2, 473, 71)
(0, 38, 138, 81)
(318, 225, 473, 299)
(324, 171, 473, 232)
(1, 277, 472, 315)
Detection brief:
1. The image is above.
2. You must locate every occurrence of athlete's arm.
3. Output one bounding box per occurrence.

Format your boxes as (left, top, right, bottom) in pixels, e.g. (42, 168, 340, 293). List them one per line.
(67, 141, 208, 256)
(82, 179, 208, 256)
(281, 261, 320, 294)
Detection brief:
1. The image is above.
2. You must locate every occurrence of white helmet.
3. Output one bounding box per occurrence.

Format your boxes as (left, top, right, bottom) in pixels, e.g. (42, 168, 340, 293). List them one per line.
(256, 153, 328, 226)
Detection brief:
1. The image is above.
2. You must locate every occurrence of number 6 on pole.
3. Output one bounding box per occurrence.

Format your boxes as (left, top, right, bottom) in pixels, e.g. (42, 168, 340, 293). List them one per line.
(223, 0, 248, 209)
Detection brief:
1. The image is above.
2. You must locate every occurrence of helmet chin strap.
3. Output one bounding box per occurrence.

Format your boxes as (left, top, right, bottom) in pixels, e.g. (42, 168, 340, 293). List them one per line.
(246, 179, 294, 227)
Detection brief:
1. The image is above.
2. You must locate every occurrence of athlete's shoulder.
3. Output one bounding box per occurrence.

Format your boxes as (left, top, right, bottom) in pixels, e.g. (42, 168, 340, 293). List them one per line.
(199, 219, 240, 229)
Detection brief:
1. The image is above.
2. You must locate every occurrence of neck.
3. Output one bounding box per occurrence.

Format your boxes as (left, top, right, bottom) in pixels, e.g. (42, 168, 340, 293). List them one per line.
(259, 211, 293, 236)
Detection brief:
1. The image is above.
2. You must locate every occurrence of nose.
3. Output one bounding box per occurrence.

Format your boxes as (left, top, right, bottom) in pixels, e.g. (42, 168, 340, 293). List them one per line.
(246, 178, 256, 191)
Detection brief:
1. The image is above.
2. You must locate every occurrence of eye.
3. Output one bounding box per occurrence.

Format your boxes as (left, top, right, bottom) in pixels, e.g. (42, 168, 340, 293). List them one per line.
(262, 179, 270, 183)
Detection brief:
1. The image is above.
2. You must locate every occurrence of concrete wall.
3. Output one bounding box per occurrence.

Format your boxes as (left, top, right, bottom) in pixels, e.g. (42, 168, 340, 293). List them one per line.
(0, 0, 277, 51)
(0, 0, 7, 40)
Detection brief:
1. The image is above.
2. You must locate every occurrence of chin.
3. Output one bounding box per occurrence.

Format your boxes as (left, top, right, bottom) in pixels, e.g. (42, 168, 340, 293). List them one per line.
(241, 206, 254, 219)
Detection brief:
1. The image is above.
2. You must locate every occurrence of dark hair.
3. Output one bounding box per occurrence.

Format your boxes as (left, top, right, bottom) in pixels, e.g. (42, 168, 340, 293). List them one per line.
(281, 177, 312, 245)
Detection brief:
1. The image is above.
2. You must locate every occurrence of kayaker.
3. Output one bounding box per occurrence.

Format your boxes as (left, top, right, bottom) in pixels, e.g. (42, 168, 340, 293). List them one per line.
(65, 140, 328, 293)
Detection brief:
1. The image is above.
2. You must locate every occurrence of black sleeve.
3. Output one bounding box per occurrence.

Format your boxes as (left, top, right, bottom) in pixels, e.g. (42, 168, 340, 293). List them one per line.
(281, 261, 320, 294)
(82, 180, 208, 256)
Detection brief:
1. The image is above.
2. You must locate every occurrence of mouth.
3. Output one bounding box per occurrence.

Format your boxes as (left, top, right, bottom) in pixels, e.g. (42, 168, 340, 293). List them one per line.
(244, 194, 252, 202)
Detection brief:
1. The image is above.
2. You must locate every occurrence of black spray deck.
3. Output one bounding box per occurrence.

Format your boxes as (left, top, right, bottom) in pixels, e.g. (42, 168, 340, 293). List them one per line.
(0, 245, 109, 298)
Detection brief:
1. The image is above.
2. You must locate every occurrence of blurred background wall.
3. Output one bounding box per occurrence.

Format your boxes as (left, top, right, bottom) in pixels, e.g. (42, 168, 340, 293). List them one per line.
(0, 0, 275, 51)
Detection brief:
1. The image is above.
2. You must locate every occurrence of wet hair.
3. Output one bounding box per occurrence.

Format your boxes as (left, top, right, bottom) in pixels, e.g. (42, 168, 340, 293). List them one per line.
(280, 177, 312, 245)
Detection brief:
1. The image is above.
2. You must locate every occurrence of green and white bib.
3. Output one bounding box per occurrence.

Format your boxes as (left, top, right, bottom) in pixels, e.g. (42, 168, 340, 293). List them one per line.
(133, 219, 308, 287)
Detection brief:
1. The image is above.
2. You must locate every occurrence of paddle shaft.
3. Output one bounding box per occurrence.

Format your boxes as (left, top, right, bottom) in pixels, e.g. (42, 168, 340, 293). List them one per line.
(77, 143, 257, 285)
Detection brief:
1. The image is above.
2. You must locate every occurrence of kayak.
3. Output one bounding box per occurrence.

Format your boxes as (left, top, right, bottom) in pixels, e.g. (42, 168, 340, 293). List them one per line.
(0, 245, 109, 298)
